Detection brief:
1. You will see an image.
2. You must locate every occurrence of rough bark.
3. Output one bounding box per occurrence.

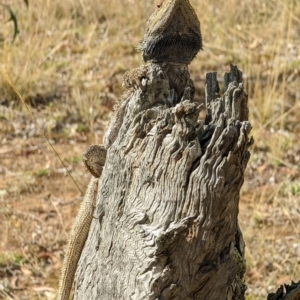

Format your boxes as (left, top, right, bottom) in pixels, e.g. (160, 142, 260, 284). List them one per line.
(267, 281, 300, 300)
(74, 64, 253, 300)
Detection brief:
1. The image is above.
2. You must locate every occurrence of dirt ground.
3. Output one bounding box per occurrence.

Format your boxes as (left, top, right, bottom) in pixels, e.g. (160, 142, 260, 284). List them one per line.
(0, 102, 110, 299)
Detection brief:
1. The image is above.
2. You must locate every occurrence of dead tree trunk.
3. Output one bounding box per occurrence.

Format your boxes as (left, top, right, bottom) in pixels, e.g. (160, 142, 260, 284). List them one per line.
(267, 281, 300, 300)
(74, 64, 252, 300)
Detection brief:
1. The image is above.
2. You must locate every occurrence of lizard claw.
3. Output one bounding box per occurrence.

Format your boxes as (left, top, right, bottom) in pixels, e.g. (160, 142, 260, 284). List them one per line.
(166, 89, 178, 107)
(181, 87, 191, 102)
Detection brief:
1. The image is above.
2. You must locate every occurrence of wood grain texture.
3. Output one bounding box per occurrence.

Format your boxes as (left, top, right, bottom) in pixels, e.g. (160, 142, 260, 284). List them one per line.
(74, 64, 252, 299)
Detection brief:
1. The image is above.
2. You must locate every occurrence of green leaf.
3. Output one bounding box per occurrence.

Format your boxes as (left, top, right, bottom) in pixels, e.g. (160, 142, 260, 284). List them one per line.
(0, 4, 19, 42)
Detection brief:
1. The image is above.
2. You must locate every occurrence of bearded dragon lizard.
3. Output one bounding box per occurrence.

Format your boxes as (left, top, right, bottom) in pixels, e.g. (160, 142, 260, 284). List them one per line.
(57, 0, 202, 298)
(105, 0, 202, 148)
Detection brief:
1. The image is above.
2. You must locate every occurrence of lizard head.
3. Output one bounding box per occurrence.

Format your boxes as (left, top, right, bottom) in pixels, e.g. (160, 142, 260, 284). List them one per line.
(139, 0, 203, 65)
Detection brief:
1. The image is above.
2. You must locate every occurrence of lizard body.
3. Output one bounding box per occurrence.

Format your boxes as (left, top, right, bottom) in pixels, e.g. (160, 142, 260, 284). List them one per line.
(57, 0, 202, 298)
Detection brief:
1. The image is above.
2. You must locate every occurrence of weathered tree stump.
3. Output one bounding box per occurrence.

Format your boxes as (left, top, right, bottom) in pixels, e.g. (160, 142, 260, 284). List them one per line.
(74, 64, 253, 299)
(267, 281, 300, 300)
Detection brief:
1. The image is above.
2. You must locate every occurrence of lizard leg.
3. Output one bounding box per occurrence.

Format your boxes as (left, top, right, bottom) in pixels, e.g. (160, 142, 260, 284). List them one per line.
(122, 65, 149, 91)
(82, 144, 107, 218)
(70, 143, 106, 219)
(82, 144, 107, 178)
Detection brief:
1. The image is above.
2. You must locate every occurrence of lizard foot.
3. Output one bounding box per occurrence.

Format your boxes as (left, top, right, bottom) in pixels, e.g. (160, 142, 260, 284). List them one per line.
(82, 144, 107, 178)
(122, 65, 148, 91)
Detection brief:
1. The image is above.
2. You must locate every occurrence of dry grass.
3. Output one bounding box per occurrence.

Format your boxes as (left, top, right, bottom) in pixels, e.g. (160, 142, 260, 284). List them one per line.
(0, 0, 299, 299)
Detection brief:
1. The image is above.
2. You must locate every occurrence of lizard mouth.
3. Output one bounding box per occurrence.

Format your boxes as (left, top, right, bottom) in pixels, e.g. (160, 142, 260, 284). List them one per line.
(140, 32, 202, 64)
